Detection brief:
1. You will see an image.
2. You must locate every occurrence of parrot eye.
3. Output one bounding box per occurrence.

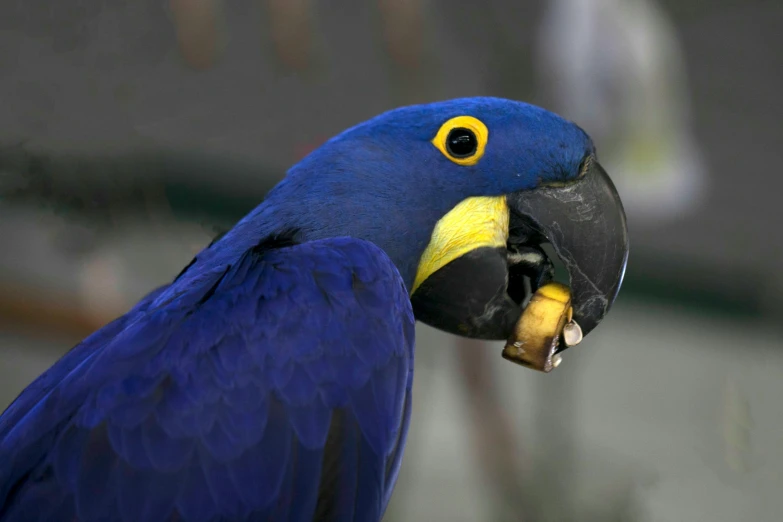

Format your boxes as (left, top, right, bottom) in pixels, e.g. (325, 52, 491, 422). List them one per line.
(446, 128, 478, 158)
(431, 115, 489, 166)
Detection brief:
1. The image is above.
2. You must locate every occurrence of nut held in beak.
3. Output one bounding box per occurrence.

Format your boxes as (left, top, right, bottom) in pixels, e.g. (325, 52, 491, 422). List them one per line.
(502, 282, 582, 372)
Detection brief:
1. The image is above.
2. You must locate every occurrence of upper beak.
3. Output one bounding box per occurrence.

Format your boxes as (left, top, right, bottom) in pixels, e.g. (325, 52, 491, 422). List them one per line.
(507, 159, 629, 337)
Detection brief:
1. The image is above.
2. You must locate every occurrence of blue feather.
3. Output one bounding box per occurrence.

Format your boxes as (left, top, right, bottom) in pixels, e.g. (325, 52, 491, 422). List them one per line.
(0, 237, 414, 521)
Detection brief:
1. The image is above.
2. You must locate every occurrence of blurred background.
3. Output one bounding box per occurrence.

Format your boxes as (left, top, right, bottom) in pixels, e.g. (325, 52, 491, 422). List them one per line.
(0, 0, 781, 520)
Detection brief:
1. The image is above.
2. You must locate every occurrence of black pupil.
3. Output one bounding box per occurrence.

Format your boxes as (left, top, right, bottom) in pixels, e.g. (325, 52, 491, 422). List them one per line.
(446, 128, 478, 158)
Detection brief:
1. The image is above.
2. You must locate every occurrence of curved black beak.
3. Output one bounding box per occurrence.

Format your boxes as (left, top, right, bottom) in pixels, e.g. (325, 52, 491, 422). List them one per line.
(507, 159, 629, 337)
(411, 159, 628, 346)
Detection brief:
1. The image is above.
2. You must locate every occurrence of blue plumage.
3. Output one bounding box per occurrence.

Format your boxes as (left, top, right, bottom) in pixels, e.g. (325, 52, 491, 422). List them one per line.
(0, 237, 414, 521)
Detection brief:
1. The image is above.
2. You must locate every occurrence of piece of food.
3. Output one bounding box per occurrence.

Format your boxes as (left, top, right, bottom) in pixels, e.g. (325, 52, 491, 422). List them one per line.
(502, 282, 582, 372)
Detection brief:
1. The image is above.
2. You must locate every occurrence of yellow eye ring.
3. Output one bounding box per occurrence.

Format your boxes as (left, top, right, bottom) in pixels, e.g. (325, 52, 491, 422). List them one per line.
(431, 115, 489, 166)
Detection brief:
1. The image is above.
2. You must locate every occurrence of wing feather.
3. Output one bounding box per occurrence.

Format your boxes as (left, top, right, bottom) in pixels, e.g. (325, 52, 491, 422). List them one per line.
(0, 236, 414, 522)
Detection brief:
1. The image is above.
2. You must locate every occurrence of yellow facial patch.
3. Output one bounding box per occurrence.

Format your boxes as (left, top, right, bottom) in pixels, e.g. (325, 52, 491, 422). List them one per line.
(431, 115, 489, 166)
(411, 195, 509, 294)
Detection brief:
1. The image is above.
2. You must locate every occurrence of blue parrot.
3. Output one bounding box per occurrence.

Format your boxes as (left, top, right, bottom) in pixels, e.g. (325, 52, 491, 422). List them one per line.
(0, 97, 628, 521)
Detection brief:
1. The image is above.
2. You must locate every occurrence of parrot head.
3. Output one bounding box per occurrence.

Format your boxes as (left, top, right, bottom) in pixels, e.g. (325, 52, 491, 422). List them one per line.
(252, 97, 629, 349)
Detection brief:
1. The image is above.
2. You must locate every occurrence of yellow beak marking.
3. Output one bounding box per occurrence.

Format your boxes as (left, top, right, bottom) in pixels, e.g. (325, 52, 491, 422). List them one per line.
(411, 195, 509, 294)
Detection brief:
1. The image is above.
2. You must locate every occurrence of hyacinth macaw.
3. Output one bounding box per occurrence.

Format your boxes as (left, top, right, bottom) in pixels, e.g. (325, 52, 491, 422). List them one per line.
(0, 97, 628, 522)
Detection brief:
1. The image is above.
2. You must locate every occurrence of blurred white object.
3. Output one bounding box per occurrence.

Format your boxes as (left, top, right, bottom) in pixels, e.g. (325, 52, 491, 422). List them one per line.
(536, 0, 706, 224)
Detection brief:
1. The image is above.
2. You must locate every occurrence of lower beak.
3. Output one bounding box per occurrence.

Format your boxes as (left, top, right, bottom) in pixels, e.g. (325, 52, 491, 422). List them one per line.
(411, 160, 629, 346)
